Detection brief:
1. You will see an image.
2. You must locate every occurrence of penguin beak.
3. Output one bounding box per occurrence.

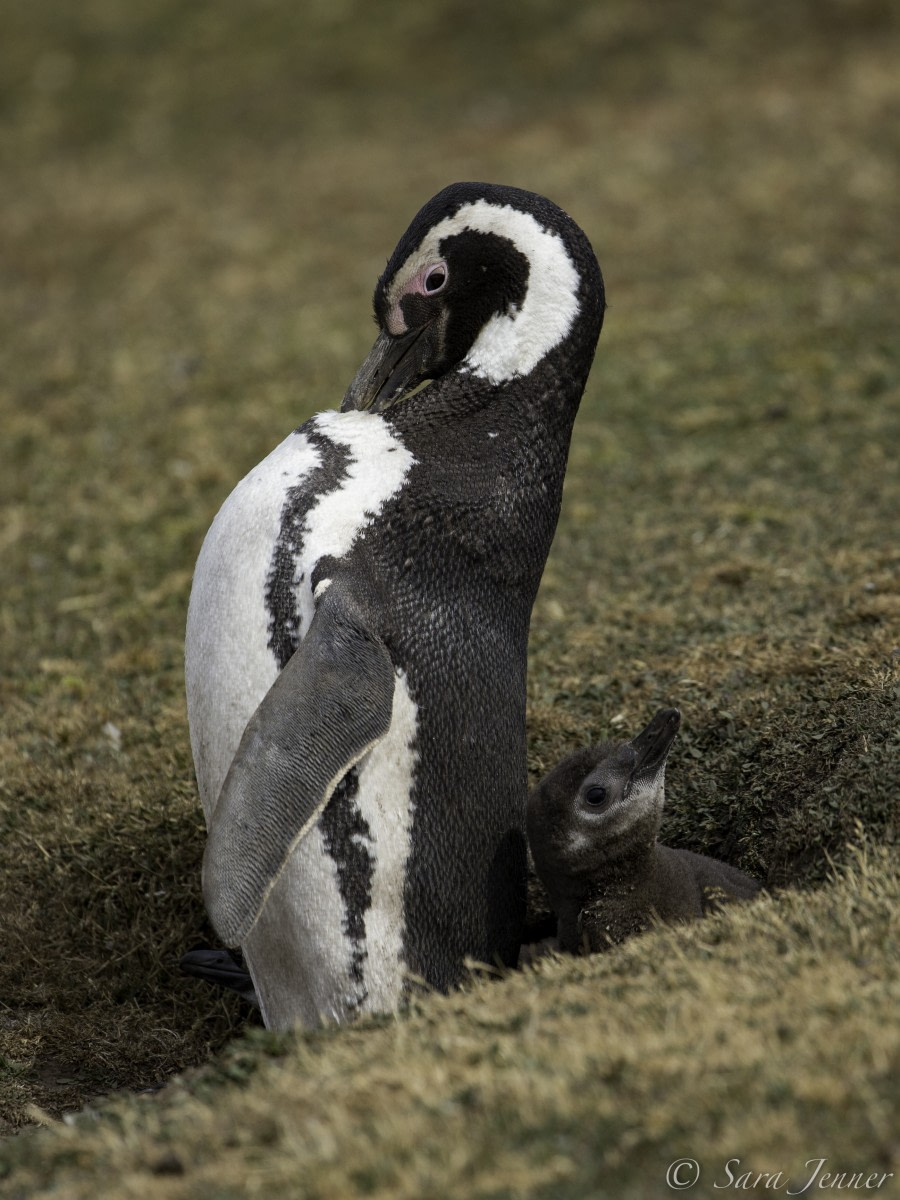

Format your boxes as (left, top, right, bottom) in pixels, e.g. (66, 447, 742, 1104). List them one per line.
(630, 708, 681, 776)
(341, 325, 438, 413)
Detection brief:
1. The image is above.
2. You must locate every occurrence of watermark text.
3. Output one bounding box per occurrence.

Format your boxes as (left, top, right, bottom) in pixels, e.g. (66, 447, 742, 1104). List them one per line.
(665, 1157, 894, 1193)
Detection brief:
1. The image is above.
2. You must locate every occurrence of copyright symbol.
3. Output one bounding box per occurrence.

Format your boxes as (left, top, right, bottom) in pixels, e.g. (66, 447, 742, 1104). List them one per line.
(667, 1158, 701, 1189)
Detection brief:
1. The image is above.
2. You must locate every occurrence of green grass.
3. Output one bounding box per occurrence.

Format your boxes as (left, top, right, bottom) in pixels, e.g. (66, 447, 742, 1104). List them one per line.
(1, 0, 898, 1194)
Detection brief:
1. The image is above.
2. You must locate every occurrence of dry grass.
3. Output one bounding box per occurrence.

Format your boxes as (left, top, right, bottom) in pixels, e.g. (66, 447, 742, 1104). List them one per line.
(3, 848, 898, 1198)
(1, 0, 898, 1193)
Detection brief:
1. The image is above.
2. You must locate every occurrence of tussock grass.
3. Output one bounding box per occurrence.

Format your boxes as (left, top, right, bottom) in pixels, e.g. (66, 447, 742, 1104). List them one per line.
(3, 848, 898, 1197)
(1, 0, 898, 1192)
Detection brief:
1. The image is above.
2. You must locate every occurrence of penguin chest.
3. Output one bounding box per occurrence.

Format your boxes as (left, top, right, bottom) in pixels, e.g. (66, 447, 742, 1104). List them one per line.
(186, 409, 416, 815)
(186, 409, 421, 1027)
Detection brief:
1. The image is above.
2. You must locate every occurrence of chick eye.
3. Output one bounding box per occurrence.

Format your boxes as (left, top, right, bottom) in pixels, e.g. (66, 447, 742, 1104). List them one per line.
(584, 785, 608, 807)
(424, 263, 448, 293)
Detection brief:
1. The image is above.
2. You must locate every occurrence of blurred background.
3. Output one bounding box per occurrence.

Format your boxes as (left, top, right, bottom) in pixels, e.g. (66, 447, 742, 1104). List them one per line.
(1, 0, 898, 1142)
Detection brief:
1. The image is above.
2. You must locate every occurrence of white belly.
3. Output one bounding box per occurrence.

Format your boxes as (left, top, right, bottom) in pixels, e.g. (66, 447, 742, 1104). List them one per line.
(185, 409, 418, 1028)
(243, 672, 418, 1028)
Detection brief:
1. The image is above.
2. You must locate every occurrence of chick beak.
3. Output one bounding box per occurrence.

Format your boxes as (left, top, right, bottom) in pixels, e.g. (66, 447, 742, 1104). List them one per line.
(630, 707, 681, 776)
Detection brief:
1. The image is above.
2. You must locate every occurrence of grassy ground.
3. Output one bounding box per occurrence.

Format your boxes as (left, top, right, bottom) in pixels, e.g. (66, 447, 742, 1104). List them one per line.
(1, 0, 898, 1194)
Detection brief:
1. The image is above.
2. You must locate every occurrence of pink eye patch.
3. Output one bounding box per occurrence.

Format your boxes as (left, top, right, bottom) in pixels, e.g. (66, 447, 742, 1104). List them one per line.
(386, 261, 449, 334)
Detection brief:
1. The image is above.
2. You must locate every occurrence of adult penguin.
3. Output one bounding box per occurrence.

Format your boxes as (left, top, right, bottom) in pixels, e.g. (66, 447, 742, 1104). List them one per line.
(185, 182, 605, 1029)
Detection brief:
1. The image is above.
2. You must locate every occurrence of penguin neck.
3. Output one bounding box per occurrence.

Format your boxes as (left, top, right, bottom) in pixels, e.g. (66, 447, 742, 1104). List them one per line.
(554, 813, 660, 954)
(390, 347, 587, 439)
(379, 362, 585, 603)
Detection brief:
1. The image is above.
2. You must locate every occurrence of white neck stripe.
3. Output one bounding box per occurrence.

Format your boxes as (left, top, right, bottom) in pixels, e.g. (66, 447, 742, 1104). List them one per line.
(389, 199, 581, 384)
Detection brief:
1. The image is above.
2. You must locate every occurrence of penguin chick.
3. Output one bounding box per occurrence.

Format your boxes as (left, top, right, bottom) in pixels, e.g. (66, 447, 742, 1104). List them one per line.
(526, 709, 760, 953)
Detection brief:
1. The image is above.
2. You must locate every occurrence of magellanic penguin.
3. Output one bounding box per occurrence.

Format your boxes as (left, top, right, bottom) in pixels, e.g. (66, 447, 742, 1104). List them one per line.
(526, 709, 760, 954)
(185, 183, 605, 1029)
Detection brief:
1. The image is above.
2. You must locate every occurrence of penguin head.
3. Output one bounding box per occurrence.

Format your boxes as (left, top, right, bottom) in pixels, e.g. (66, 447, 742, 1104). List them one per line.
(342, 182, 604, 412)
(527, 708, 681, 884)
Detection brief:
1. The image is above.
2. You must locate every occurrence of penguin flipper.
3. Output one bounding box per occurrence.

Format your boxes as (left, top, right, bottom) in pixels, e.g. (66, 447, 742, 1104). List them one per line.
(202, 588, 395, 947)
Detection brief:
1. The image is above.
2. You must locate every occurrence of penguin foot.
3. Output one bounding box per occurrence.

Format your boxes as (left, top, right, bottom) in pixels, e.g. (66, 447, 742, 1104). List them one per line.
(518, 936, 560, 966)
(179, 945, 259, 1007)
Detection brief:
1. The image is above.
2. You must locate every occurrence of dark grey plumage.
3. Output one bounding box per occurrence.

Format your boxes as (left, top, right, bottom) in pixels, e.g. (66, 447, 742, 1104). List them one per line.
(526, 709, 760, 954)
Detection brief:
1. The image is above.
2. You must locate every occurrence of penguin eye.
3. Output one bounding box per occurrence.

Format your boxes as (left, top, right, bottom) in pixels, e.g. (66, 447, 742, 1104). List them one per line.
(423, 263, 448, 294)
(584, 785, 608, 808)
